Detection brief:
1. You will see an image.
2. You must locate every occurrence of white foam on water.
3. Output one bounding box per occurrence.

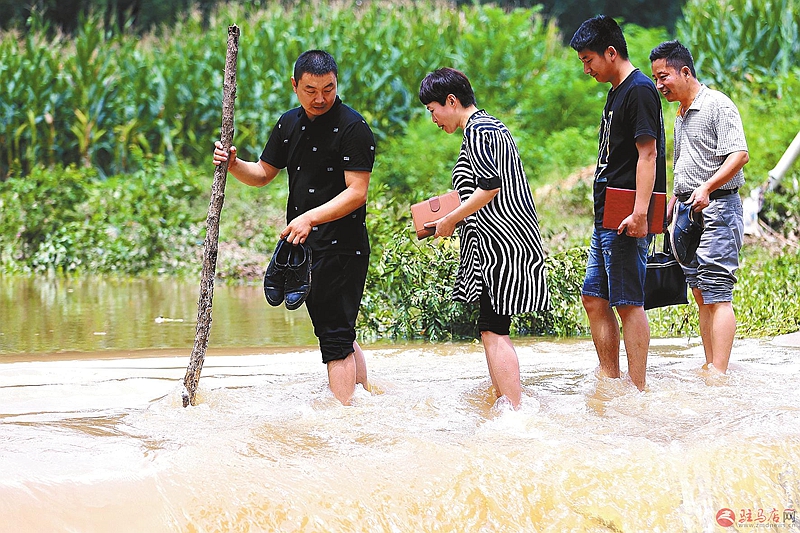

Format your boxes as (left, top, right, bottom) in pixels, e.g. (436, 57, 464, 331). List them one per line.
(1, 338, 799, 532)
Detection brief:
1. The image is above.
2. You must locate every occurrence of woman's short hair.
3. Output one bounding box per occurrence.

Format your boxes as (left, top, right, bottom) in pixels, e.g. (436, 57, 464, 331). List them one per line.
(419, 67, 476, 107)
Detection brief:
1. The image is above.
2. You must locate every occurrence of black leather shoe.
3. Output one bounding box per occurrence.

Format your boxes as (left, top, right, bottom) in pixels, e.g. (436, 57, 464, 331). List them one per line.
(284, 243, 312, 311)
(263, 239, 291, 306)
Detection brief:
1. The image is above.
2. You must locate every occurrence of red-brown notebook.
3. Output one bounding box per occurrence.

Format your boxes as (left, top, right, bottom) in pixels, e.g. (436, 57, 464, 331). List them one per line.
(410, 191, 461, 239)
(602, 187, 667, 234)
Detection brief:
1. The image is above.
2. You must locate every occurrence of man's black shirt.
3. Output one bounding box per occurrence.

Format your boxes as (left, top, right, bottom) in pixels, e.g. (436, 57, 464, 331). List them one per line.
(261, 96, 376, 255)
(593, 69, 667, 227)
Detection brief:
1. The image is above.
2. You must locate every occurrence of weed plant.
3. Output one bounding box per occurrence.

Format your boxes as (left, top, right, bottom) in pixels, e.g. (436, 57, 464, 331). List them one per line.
(360, 190, 590, 340)
(0, 149, 206, 274)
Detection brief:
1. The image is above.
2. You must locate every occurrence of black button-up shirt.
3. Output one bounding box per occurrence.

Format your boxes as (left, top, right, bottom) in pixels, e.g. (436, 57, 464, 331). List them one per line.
(260, 96, 375, 255)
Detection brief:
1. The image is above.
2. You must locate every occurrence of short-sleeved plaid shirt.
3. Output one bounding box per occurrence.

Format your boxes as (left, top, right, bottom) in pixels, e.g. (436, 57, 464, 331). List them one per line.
(673, 85, 748, 195)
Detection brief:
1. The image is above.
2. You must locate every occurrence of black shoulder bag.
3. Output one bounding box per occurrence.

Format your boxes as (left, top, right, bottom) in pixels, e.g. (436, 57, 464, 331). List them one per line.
(644, 232, 689, 310)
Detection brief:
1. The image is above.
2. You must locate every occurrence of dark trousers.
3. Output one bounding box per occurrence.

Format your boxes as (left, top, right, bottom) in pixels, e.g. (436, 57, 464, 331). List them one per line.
(305, 253, 369, 363)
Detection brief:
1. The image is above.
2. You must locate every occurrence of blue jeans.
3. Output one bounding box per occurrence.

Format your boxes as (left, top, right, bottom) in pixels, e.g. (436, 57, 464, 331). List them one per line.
(582, 227, 650, 307)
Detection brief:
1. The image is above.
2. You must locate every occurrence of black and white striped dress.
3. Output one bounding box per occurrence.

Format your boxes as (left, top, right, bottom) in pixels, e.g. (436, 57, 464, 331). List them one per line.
(452, 110, 550, 315)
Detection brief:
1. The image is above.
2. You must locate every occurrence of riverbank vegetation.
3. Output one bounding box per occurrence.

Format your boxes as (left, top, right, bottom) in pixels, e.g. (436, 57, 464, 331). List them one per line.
(1, 0, 799, 340)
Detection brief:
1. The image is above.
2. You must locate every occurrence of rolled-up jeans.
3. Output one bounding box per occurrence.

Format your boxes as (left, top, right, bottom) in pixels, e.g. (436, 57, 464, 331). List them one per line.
(678, 193, 743, 304)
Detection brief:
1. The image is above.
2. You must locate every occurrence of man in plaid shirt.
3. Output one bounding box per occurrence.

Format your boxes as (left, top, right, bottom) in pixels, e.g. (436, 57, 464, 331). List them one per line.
(650, 40, 750, 374)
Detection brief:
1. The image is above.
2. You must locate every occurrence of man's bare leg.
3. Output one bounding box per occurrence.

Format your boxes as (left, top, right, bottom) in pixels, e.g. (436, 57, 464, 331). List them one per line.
(616, 304, 650, 390)
(693, 289, 714, 367)
(353, 341, 369, 391)
(327, 352, 356, 405)
(582, 295, 621, 378)
(707, 301, 736, 373)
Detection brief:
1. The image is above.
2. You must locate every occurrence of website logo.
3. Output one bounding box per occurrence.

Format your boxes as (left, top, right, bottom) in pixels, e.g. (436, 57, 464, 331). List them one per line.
(716, 508, 736, 527)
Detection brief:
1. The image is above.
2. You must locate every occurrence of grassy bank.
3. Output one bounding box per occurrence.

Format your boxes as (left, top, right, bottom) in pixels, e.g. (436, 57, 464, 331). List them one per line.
(2, 157, 798, 340)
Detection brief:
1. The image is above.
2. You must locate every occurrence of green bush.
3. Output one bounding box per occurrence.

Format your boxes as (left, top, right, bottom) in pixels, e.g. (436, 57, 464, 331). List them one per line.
(736, 75, 800, 195)
(371, 116, 462, 199)
(761, 184, 800, 240)
(735, 247, 800, 336)
(528, 126, 598, 184)
(0, 165, 94, 271)
(0, 150, 206, 274)
(522, 247, 589, 337)
(361, 225, 477, 341)
(359, 188, 589, 341)
(645, 246, 800, 339)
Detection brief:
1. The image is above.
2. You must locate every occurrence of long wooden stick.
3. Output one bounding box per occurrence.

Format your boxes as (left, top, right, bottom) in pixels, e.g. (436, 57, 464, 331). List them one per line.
(182, 24, 240, 408)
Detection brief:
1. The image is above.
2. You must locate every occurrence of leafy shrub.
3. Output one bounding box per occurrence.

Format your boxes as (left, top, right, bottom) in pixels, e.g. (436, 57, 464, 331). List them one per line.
(735, 74, 800, 193)
(761, 183, 800, 240)
(0, 165, 94, 271)
(734, 247, 800, 336)
(0, 150, 207, 274)
(360, 189, 589, 341)
(85, 150, 206, 272)
(518, 247, 589, 337)
(527, 126, 598, 184)
(371, 116, 462, 199)
(361, 226, 478, 341)
(642, 244, 800, 339)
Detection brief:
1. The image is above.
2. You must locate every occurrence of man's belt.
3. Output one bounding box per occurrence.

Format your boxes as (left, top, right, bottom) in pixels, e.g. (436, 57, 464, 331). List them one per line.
(675, 188, 738, 203)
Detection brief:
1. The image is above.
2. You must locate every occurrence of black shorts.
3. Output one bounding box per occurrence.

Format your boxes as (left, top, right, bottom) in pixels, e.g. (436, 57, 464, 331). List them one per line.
(305, 253, 369, 364)
(477, 290, 511, 336)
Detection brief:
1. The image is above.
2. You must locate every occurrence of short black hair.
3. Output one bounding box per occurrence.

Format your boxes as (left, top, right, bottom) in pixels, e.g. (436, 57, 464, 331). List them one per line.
(293, 50, 338, 82)
(418, 67, 476, 107)
(569, 15, 629, 60)
(649, 40, 697, 78)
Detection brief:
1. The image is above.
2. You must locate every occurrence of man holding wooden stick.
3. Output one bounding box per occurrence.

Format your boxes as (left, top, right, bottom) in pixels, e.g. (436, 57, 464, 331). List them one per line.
(213, 50, 376, 405)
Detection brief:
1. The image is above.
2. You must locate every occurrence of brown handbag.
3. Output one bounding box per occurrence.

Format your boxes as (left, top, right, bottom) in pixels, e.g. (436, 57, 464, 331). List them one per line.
(410, 190, 461, 239)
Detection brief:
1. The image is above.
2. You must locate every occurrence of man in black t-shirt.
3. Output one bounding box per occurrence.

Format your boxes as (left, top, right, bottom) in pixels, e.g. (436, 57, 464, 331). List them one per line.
(570, 16, 667, 391)
(213, 50, 376, 405)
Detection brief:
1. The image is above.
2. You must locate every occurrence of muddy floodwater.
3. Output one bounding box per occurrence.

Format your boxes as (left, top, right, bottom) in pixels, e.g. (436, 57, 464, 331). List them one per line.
(1, 276, 799, 532)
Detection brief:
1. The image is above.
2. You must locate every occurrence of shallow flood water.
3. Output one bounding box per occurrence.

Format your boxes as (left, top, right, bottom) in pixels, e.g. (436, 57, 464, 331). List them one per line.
(1, 277, 799, 532)
(0, 276, 316, 357)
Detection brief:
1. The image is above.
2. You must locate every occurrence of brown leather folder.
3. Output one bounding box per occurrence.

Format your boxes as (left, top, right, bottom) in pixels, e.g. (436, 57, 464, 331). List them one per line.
(602, 187, 667, 234)
(410, 191, 461, 239)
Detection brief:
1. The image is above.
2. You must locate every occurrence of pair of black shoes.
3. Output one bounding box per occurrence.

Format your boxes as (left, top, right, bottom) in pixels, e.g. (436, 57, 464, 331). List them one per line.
(672, 201, 705, 266)
(264, 239, 312, 310)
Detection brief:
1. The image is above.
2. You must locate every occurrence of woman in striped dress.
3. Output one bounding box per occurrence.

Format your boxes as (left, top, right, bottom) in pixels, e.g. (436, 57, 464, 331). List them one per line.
(418, 68, 550, 408)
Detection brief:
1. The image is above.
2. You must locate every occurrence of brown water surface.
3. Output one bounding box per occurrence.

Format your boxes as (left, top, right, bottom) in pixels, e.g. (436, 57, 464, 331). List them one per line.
(1, 276, 799, 532)
(0, 276, 316, 357)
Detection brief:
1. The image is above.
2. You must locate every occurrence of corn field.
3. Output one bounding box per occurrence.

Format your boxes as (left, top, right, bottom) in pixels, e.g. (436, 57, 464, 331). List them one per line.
(0, 1, 569, 178)
(677, 0, 800, 90)
(2, 0, 798, 180)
